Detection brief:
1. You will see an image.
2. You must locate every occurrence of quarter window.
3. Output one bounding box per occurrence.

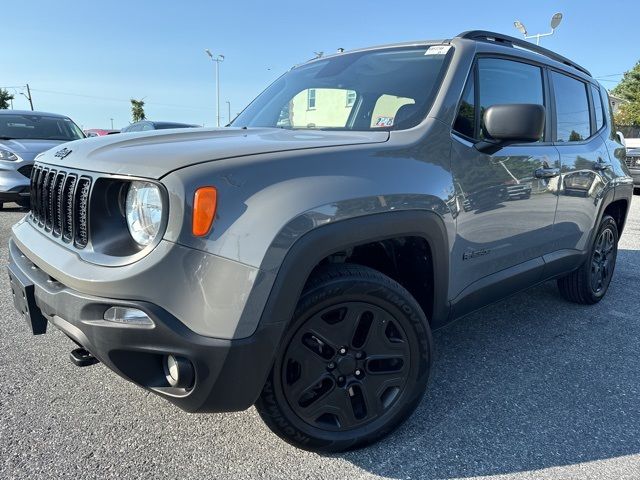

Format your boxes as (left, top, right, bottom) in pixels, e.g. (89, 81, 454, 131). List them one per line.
(551, 72, 591, 142)
(453, 76, 475, 138)
(591, 84, 604, 131)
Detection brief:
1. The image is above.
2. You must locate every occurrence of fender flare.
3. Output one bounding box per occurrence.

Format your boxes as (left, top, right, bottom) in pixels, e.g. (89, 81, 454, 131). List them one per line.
(259, 209, 451, 333)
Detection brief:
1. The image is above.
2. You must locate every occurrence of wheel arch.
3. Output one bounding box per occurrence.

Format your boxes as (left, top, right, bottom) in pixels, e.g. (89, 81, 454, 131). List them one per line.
(257, 209, 451, 336)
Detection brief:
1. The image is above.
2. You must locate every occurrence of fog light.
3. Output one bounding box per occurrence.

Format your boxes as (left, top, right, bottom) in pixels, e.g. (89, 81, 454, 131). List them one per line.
(163, 355, 194, 388)
(103, 307, 154, 326)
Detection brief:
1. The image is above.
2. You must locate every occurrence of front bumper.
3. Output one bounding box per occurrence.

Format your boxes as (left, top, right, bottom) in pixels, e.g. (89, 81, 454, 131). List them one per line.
(0, 163, 31, 200)
(630, 168, 640, 187)
(7, 240, 284, 412)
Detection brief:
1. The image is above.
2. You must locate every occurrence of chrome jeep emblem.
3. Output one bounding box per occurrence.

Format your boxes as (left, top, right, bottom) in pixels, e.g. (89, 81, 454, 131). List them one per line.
(54, 147, 72, 159)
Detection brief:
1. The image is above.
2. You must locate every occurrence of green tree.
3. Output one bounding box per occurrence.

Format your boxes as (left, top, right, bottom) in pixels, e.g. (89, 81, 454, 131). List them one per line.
(130, 98, 146, 122)
(615, 100, 640, 127)
(0, 88, 14, 109)
(612, 60, 640, 126)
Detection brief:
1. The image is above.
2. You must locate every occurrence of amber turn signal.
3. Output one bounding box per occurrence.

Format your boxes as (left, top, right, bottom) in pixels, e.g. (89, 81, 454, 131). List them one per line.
(192, 187, 217, 237)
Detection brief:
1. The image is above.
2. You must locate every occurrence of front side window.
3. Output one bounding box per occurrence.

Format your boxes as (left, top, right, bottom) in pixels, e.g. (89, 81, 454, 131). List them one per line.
(232, 46, 451, 131)
(453, 58, 544, 141)
(478, 58, 544, 139)
(0, 114, 84, 141)
(551, 71, 591, 142)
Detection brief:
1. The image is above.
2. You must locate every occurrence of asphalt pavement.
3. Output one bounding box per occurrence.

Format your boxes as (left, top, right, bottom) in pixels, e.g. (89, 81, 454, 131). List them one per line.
(1, 197, 639, 480)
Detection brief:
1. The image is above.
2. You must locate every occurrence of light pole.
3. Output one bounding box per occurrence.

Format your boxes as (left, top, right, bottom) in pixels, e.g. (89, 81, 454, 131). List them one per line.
(514, 13, 563, 45)
(205, 49, 225, 127)
(226, 101, 231, 125)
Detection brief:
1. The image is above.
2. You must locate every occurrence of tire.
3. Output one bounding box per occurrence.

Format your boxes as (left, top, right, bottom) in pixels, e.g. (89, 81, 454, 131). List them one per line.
(0, 202, 3, 210)
(557, 215, 619, 304)
(634, 188, 640, 196)
(256, 264, 432, 452)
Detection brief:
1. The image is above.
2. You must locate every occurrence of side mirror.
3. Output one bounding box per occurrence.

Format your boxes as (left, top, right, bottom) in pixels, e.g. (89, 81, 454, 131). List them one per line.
(475, 104, 545, 154)
(616, 131, 626, 147)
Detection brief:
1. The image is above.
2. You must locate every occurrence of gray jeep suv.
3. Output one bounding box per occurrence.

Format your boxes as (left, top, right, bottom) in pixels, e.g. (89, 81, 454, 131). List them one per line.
(7, 31, 634, 452)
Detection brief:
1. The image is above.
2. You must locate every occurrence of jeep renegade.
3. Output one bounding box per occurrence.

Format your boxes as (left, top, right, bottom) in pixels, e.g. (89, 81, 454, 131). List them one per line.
(7, 31, 634, 452)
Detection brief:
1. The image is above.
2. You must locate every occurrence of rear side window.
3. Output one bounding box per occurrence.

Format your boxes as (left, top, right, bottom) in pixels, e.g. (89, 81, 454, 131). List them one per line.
(551, 71, 590, 142)
(453, 58, 544, 141)
(591, 84, 604, 131)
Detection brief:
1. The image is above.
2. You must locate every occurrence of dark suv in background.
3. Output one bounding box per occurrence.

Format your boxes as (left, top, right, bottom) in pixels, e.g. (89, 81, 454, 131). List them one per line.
(8, 31, 633, 452)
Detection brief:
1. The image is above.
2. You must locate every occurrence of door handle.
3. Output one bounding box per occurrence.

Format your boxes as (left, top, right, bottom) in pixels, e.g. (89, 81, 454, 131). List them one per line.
(593, 160, 611, 171)
(534, 167, 560, 179)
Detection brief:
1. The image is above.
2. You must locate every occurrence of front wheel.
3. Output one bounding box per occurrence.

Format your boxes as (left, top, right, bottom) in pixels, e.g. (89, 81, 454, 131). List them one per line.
(557, 215, 619, 304)
(256, 264, 432, 452)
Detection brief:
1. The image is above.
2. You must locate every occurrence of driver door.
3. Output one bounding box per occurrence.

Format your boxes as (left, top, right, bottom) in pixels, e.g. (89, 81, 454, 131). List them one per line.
(450, 57, 560, 309)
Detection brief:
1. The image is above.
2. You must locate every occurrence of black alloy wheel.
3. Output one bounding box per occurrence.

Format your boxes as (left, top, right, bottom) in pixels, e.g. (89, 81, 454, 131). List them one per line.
(256, 264, 432, 452)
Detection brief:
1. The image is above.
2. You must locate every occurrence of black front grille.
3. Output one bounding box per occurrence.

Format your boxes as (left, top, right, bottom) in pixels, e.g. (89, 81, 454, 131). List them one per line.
(29, 165, 91, 248)
(17, 164, 33, 178)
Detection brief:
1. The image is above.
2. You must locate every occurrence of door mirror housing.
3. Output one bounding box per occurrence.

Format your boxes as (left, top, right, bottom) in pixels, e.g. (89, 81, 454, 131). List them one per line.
(475, 104, 545, 154)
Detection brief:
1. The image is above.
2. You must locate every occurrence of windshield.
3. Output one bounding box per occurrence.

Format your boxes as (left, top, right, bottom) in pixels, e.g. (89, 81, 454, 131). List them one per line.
(0, 114, 85, 141)
(232, 46, 451, 131)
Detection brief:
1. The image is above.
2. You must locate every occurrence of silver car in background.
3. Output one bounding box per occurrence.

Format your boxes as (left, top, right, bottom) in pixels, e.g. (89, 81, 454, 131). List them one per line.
(0, 110, 84, 209)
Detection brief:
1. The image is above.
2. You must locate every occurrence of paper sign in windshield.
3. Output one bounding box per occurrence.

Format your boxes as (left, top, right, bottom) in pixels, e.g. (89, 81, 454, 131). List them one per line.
(425, 45, 451, 55)
(373, 117, 394, 127)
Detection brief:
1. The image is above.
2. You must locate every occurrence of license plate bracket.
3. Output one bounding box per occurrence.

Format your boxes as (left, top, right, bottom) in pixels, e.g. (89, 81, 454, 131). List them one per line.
(7, 265, 47, 335)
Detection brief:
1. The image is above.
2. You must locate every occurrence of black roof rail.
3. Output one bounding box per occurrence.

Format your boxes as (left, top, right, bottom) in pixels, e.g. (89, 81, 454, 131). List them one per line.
(456, 30, 591, 77)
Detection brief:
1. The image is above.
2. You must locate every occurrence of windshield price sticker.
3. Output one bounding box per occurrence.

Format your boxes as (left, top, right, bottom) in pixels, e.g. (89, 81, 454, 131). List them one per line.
(425, 45, 451, 55)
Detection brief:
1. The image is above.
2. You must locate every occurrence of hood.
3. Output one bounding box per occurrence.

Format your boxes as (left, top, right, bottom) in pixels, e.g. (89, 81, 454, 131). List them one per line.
(0, 139, 67, 162)
(34, 127, 390, 179)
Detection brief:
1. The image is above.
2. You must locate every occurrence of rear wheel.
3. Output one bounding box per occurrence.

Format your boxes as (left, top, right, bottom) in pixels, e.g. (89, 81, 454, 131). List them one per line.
(256, 264, 432, 452)
(557, 215, 619, 304)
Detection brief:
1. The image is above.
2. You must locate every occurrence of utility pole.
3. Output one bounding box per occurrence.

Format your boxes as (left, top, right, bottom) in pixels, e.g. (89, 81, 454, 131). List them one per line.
(205, 49, 225, 127)
(226, 101, 231, 125)
(25, 84, 34, 110)
(514, 13, 563, 45)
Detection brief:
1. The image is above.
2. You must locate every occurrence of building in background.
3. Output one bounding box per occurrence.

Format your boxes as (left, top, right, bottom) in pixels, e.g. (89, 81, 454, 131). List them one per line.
(280, 88, 414, 129)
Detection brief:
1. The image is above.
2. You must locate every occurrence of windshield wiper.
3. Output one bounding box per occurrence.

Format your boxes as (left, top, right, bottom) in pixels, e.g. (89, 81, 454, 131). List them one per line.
(0, 136, 15, 140)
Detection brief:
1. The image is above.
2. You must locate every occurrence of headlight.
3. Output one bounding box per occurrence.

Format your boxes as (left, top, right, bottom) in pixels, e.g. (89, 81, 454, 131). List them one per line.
(0, 148, 20, 161)
(125, 181, 163, 246)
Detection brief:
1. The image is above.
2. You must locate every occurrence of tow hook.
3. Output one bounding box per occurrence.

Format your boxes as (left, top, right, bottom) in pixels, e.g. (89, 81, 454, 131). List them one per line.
(70, 347, 99, 367)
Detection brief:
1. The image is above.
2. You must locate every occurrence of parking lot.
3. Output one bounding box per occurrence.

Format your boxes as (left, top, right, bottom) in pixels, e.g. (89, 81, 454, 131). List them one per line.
(0, 197, 638, 479)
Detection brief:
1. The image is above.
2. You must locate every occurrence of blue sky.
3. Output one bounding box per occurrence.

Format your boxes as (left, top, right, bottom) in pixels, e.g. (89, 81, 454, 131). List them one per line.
(4, 0, 638, 129)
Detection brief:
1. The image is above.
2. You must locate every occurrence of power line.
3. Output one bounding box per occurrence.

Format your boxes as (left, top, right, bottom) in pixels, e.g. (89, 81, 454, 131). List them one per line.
(29, 88, 212, 112)
(594, 73, 624, 79)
